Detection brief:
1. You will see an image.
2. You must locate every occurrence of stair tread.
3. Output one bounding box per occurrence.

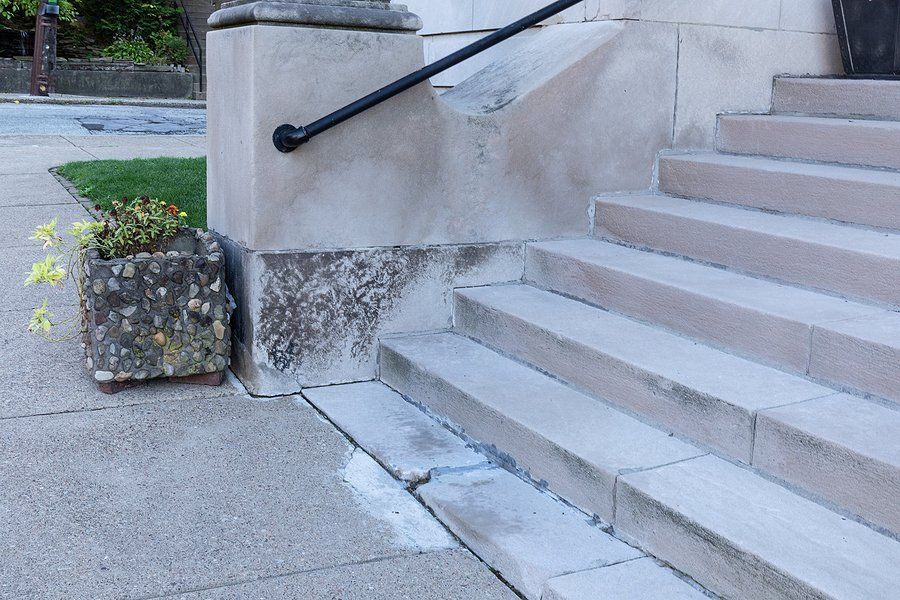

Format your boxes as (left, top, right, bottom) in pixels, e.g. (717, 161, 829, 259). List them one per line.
(663, 151, 900, 183)
(659, 152, 900, 228)
(598, 194, 900, 257)
(755, 394, 900, 533)
(617, 454, 900, 599)
(773, 77, 900, 120)
(721, 112, 900, 129)
(530, 238, 883, 325)
(457, 284, 832, 414)
(382, 332, 703, 477)
(758, 393, 900, 470)
(716, 114, 900, 171)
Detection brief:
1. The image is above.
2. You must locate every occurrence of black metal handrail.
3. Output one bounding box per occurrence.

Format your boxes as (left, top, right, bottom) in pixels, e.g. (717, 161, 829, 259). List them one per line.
(273, 0, 584, 152)
(174, 0, 204, 93)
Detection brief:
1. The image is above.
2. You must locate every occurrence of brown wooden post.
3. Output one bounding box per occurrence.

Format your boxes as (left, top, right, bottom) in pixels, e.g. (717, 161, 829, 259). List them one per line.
(29, 0, 59, 96)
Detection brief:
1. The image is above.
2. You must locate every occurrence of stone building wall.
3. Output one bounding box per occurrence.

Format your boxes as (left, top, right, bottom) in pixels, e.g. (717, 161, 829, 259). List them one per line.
(405, 0, 840, 148)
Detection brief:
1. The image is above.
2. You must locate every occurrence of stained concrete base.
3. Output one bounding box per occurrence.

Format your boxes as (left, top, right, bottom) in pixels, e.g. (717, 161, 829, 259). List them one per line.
(221, 237, 524, 394)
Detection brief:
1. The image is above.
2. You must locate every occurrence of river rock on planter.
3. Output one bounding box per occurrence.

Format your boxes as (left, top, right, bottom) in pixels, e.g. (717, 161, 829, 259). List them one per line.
(83, 228, 233, 394)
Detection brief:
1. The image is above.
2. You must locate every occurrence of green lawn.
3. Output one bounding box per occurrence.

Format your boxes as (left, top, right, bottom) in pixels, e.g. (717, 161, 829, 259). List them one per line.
(57, 157, 207, 229)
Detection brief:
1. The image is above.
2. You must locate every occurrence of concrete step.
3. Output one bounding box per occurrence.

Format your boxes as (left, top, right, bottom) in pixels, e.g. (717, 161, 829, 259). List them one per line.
(754, 394, 900, 535)
(658, 153, 900, 229)
(452, 284, 832, 463)
(417, 467, 644, 600)
(542, 558, 708, 600)
(773, 77, 900, 120)
(617, 455, 900, 599)
(717, 114, 900, 170)
(526, 239, 899, 399)
(303, 381, 487, 483)
(380, 332, 704, 521)
(595, 194, 900, 307)
(809, 310, 900, 403)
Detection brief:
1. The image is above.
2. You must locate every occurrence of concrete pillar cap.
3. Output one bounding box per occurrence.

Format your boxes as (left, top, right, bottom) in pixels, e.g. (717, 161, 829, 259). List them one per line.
(209, 0, 422, 32)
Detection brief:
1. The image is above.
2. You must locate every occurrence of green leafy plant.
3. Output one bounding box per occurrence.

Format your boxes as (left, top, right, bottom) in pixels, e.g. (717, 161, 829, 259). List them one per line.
(150, 30, 188, 65)
(0, 0, 76, 23)
(74, 0, 181, 45)
(91, 196, 187, 258)
(25, 197, 188, 339)
(102, 37, 155, 63)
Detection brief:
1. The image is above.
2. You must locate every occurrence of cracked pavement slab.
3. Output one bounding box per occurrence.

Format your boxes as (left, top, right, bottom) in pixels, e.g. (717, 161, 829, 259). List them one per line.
(0, 133, 516, 599)
(0, 396, 515, 599)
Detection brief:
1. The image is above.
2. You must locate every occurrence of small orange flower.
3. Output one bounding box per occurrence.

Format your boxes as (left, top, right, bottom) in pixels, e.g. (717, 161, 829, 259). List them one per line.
(167, 204, 178, 216)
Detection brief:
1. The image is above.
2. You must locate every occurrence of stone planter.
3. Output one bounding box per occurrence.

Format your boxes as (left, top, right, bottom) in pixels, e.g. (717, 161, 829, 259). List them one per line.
(83, 229, 233, 394)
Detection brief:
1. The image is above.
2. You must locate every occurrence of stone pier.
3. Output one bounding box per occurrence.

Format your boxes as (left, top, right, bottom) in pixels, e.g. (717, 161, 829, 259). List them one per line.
(207, 0, 682, 394)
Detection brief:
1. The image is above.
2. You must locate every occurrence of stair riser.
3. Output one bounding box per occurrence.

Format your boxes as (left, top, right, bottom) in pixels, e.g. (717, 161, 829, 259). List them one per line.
(596, 201, 900, 307)
(380, 344, 619, 520)
(616, 481, 823, 600)
(658, 156, 900, 230)
(810, 326, 900, 403)
(773, 78, 900, 120)
(526, 245, 812, 372)
(717, 116, 900, 170)
(453, 293, 756, 463)
(754, 412, 900, 535)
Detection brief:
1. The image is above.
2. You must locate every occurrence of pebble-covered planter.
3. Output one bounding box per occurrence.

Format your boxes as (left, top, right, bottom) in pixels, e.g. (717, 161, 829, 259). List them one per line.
(83, 229, 232, 394)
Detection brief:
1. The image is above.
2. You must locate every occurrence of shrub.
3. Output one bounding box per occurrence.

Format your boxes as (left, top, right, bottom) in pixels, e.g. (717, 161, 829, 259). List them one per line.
(102, 37, 154, 63)
(150, 30, 188, 65)
(0, 0, 76, 24)
(74, 0, 181, 46)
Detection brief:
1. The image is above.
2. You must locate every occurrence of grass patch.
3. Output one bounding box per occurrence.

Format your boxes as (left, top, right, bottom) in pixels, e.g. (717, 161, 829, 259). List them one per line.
(58, 157, 207, 229)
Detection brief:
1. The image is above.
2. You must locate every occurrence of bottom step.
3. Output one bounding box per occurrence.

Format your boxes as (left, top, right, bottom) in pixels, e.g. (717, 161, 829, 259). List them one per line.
(419, 467, 642, 600)
(617, 455, 900, 600)
(381, 332, 900, 599)
(307, 381, 704, 600)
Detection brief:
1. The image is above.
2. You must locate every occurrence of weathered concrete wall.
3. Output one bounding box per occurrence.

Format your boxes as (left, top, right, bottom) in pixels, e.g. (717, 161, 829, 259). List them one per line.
(208, 20, 677, 251)
(207, 1, 840, 393)
(219, 236, 524, 394)
(0, 61, 194, 98)
(406, 0, 842, 148)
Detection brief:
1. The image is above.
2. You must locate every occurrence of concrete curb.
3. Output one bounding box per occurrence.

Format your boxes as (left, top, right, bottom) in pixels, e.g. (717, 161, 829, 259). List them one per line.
(0, 94, 205, 110)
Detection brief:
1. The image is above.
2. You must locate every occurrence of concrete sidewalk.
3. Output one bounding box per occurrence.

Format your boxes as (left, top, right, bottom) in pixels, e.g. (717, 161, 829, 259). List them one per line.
(0, 135, 516, 599)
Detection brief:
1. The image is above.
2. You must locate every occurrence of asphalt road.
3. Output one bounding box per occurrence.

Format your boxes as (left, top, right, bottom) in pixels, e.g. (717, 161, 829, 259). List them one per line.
(0, 102, 206, 136)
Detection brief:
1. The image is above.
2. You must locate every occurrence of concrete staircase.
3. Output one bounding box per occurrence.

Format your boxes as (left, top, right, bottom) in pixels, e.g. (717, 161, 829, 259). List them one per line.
(176, 0, 217, 100)
(313, 77, 900, 599)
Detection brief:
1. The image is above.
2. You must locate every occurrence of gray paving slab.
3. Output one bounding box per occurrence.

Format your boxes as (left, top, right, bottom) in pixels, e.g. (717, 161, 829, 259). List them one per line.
(173, 549, 519, 599)
(0, 146, 97, 174)
(304, 381, 487, 482)
(0, 203, 89, 249)
(0, 134, 76, 148)
(64, 134, 202, 149)
(0, 396, 475, 600)
(0, 172, 77, 207)
(0, 308, 240, 419)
